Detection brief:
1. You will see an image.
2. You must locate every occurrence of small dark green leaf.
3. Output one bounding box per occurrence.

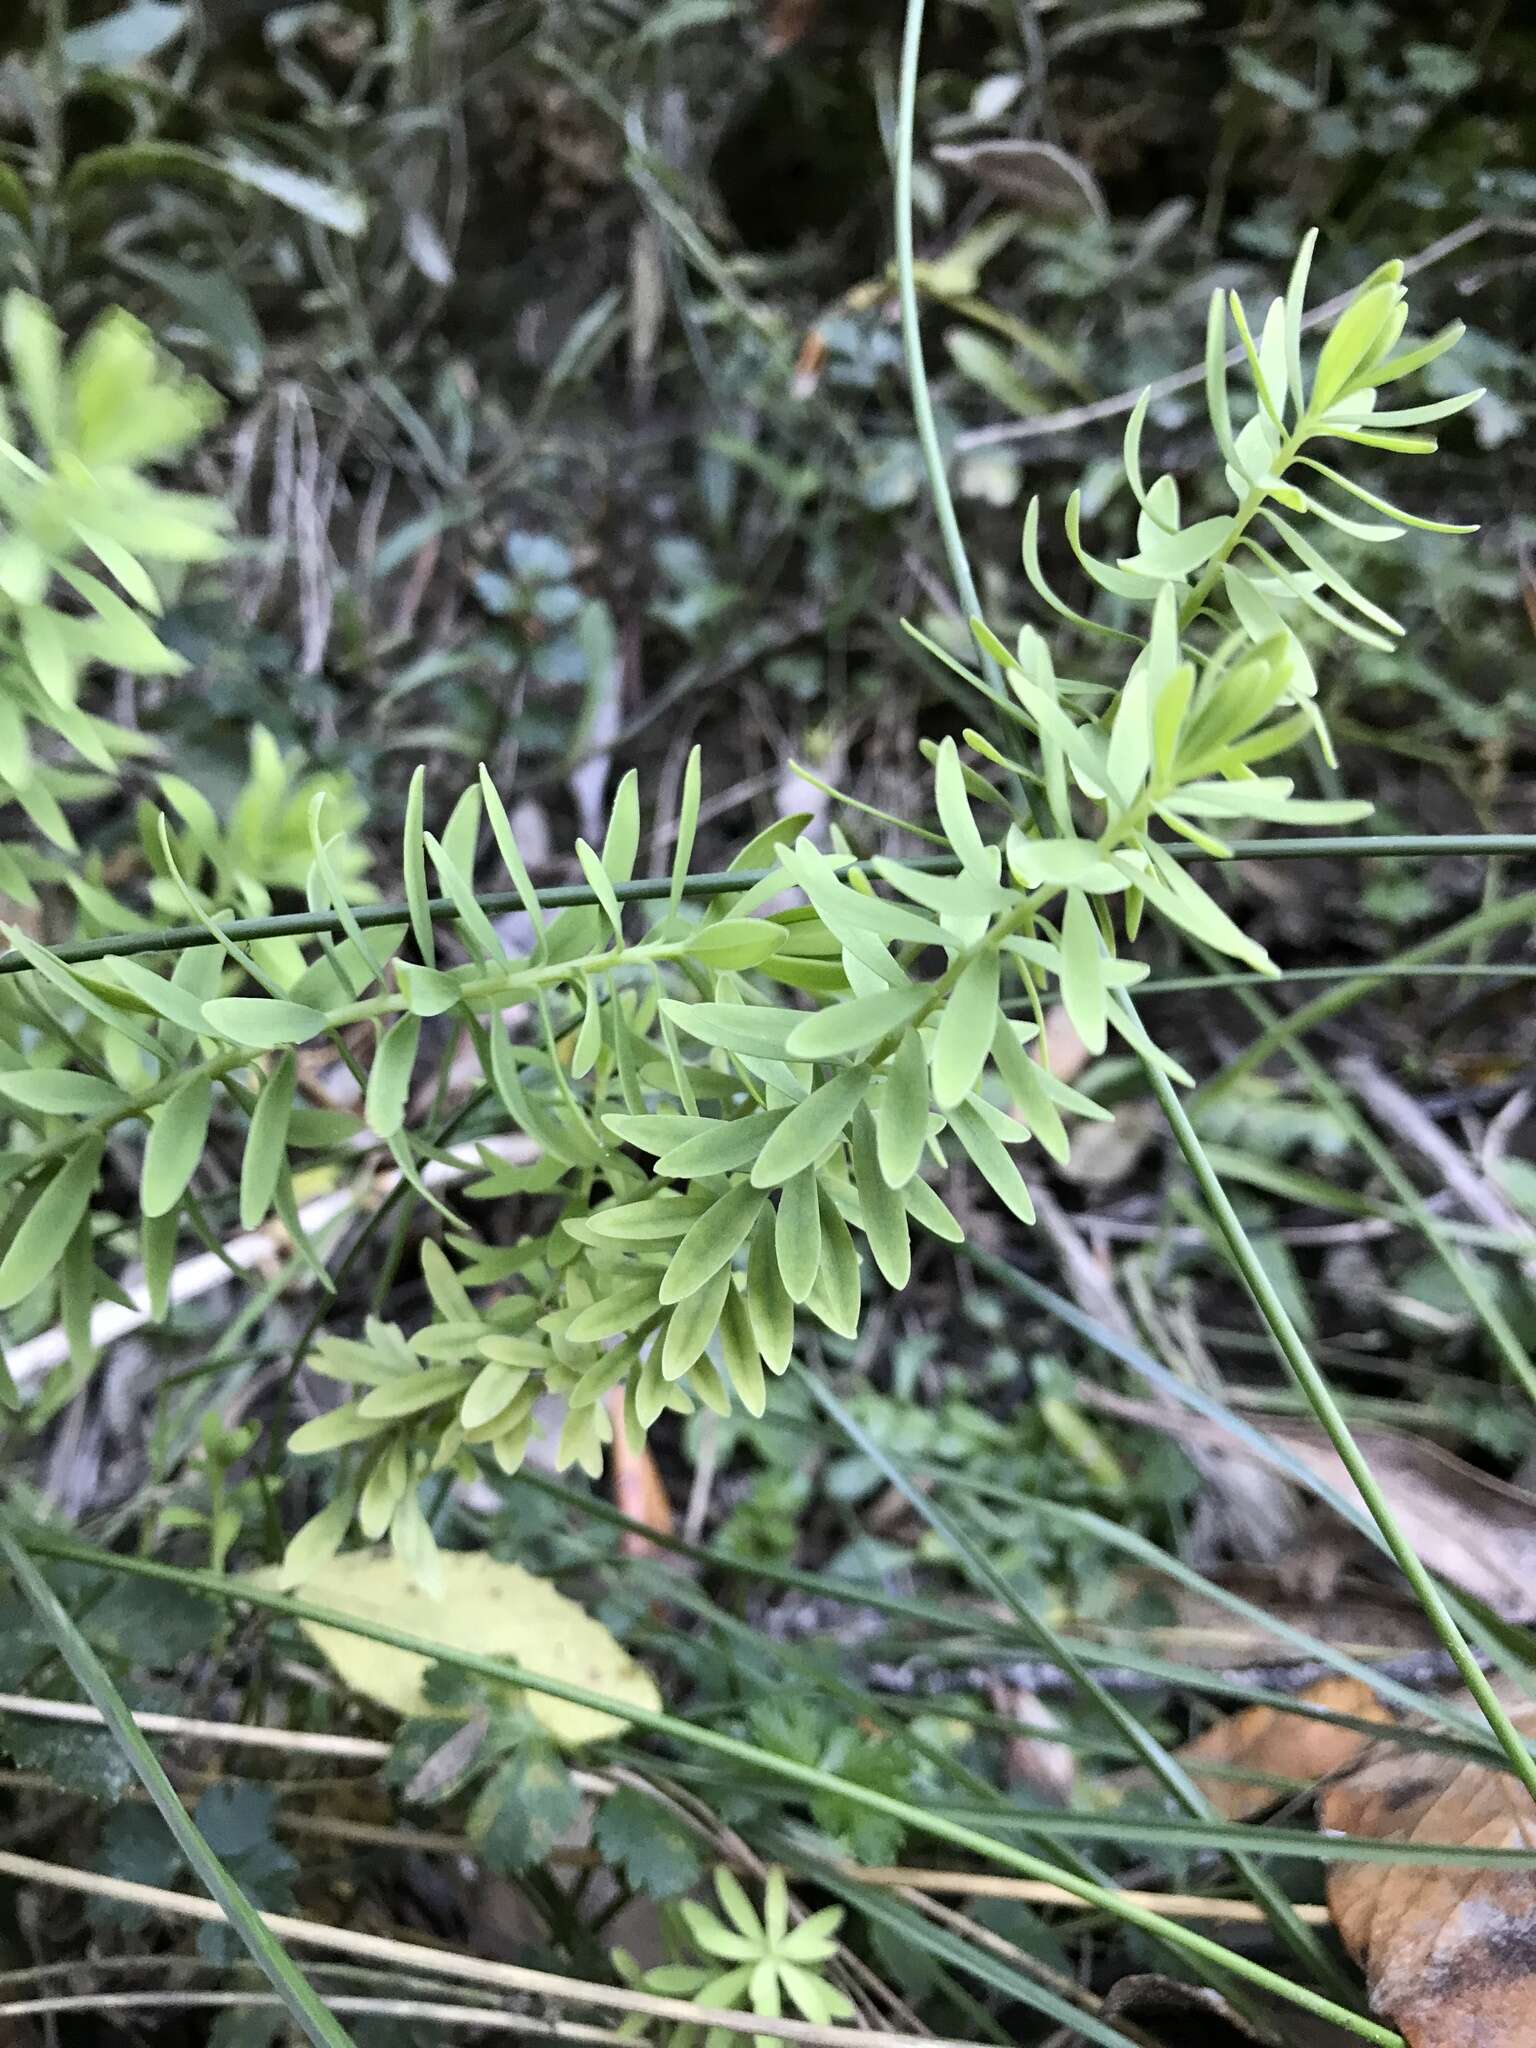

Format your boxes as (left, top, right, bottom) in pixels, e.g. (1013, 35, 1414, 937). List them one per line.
(594, 1784, 703, 1898)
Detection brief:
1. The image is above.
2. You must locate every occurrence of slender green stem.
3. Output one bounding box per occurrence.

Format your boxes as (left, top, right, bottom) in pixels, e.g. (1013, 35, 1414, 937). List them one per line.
(1142, 960, 1536, 994)
(1126, 999, 1536, 1804)
(894, 0, 998, 696)
(1, 840, 1529, 980)
(6, 1523, 1403, 2045)
(0, 1518, 354, 2048)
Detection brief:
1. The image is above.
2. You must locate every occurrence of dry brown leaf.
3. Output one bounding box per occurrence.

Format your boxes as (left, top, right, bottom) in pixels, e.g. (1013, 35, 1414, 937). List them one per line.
(1100, 1974, 1267, 2045)
(1175, 1678, 1391, 1820)
(760, 0, 824, 53)
(1264, 1422, 1536, 1619)
(1075, 1390, 1536, 1620)
(1321, 1685, 1536, 2046)
(933, 139, 1108, 224)
(994, 1686, 1076, 1804)
(1122, 1562, 1440, 1668)
(1040, 1002, 1092, 1085)
(604, 1386, 675, 1557)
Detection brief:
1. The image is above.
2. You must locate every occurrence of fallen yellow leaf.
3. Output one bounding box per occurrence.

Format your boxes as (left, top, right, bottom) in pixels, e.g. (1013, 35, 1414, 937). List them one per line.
(256, 1548, 661, 1745)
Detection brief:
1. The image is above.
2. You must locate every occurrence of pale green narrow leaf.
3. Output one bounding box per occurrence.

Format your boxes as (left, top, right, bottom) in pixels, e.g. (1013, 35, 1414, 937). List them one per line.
(774, 1169, 822, 1305)
(1058, 891, 1108, 1055)
(141, 1206, 178, 1321)
(929, 948, 999, 1110)
(660, 1266, 731, 1381)
(746, 1209, 794, 1372)
(850, 1106, 910, 1288)
(661, 1000, 801, 1060)
(659, 1182, 765, 1306)
(240, 1051, 295, 1230)
(989, 1017, 1070, 1164)
(1203, 289, 1236, 463)
(900, 1173, 965, 1243)
(656, 1111, 789, 1180)
(141, 1072, 211, 1218)
(0, 1139, 103, 1309)
(950, 1099, 1036, 1224)
(600, 769, 641, 887)
(4, 293, 64, 448)
(1311, 281, 1399, 413)
(934, 736, 994, 881)
(425, 832, 505, 964)
(480, 766, 547, 955)
(104, 953, 213, 1037)
(403, 766, 435, 967)
(0, 1070, 126, 1116)
(202, 998, 327, 1050)
(1282, 228, 1317, 412)
(398, 964, 463, 1018)
(575, 839, 625, 942)
(719, 1282, 767, 1417)
(220, 149, 367, 236)
(877, 1029, 931, 1189)
(571, 980, 604, 1078)
(668, 746, 703, 916)
(366, 1014, 421, 1139)
(786, 985, 927, 1061)
(808, 1185, 861, 1337)
(684, 920, 784, 971)
(750, 1067, 870, 1189)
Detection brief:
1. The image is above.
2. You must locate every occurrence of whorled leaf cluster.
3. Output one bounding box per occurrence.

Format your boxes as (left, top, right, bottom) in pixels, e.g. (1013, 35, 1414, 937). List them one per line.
(0, 243, 1475, 1583)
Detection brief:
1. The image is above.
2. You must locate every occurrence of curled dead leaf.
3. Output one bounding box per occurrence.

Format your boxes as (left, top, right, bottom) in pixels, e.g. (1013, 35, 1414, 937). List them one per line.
(1175, 1678, 1391, 1821)
(933, 140, 1108, 224)
(1076, 1391, 1536, 1621)
(604, 1385, 675, 1558)
(1322, 1684, 1536, 2046)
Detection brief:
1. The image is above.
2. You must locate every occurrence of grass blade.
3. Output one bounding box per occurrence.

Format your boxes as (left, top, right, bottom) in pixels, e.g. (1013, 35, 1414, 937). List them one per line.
(0, 1515, 355, 2048)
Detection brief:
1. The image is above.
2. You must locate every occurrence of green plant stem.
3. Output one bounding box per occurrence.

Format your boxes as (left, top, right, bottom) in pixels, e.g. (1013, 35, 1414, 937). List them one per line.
(1, 839, 1528, 980)
(0, 1518, 354, 2048)
(1126, 998, 1536, 1804)
(894, 0, 998, 696)
(4, 1523, 1404, 2046)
